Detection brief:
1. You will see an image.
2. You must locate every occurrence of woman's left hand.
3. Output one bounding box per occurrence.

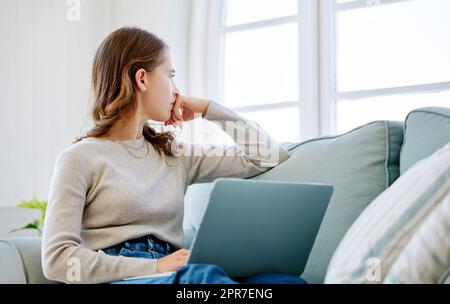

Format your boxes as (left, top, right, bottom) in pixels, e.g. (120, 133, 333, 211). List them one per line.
(164, 92, 210, 128)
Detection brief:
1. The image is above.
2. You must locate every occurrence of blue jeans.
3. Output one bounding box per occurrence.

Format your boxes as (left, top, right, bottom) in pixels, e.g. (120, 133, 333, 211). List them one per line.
(102, 235, 306, 284)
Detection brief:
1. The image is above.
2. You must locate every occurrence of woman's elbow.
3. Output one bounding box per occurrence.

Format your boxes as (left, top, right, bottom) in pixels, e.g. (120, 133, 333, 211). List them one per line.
(41, 251, 63, 282)
(41, 244, 71, 283)
(41, 258, 59, 282)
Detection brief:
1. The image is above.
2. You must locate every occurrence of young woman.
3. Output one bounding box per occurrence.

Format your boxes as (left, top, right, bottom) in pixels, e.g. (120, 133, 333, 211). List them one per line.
(41, 27, 304, 284)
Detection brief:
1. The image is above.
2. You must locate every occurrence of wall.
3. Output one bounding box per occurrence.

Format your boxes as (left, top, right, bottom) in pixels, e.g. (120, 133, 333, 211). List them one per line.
(0, 0, 192, 237)
(110, 0, 191, 94)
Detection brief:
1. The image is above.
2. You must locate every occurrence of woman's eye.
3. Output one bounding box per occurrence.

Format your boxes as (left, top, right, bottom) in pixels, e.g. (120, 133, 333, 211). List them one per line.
(170, 74, 176, 78)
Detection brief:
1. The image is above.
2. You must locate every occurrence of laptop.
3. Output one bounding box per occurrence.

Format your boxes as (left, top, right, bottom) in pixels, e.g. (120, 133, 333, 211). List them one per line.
(123, 178, 333, 281)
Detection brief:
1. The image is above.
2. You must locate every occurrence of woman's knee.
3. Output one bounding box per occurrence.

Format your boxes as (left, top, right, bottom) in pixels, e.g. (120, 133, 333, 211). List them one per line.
(243, 273, 307, 284)
(171, 263, 238, 284)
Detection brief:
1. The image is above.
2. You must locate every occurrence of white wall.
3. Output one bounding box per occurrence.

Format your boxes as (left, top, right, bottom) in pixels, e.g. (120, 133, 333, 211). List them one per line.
(0, 0, 192, 237)
(110, 0, 191, 93)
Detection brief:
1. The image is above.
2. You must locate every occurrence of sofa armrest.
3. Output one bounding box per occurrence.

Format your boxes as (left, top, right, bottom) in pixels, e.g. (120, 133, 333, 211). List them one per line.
(1, 229, 196, 284)
(0, 237, 57, 284)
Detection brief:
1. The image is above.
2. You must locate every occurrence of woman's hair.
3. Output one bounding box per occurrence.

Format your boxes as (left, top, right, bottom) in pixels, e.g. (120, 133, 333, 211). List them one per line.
(74, 27, 176, 157)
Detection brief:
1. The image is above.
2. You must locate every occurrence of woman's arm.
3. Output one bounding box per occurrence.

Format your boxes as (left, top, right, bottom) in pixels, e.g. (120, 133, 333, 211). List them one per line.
(41, 150, 158, 284)
(176, 99, 291, 186)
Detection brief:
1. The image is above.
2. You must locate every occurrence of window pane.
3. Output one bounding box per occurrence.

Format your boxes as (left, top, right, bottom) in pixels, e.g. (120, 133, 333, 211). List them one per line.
(225, 0, 298, 26)
(336, 0, 450, 92)
(336, 91, 450, 134)
(224, 23, 299, 107)
(240, 107, 299, 142)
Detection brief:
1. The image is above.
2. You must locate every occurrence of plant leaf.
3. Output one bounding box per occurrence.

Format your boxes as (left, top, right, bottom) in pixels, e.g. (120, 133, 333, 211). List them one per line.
(14, 197, 47, 235)
(9, 220, 40, 234)
(23, 222, 39, 230)
(18, 197, 47, 212)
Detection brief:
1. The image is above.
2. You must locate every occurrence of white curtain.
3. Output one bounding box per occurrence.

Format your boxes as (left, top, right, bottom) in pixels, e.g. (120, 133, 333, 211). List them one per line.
(179, 0, 234, 145)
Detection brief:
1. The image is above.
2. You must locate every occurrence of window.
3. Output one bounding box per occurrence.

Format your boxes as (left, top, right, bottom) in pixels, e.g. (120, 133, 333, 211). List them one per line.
(331, 0, 450, 133)
(206, 0, 450, 142)
(216, 0, 317, 143)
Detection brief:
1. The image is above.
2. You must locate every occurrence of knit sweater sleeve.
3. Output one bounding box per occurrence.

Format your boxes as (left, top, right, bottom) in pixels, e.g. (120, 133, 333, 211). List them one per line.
(41, 150, 158, 284)
(181, 100, 291, 185)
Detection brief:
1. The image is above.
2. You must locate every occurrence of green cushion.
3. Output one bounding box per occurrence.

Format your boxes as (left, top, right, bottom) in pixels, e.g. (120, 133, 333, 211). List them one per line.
(252, 121, 404, 283)
(400, 107, 450, 175)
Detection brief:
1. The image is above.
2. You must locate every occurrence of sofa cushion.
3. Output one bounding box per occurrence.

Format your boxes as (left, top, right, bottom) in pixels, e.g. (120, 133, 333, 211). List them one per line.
(400, 107, 450, 175)
(325, 142, 450, 283)
(252, 121, 404, 283)
(184, 183, 215, 237)
(184, 120, 404, 283)
(383, 191, 449, 284)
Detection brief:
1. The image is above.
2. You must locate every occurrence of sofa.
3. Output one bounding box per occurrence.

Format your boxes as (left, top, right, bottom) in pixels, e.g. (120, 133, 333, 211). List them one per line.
(1, 107, 449, 284)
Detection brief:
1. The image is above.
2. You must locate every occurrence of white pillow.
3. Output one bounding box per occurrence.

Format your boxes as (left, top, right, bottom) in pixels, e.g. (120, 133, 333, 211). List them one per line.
(384, 195, 449, 284)
(325, 142, 450, 284)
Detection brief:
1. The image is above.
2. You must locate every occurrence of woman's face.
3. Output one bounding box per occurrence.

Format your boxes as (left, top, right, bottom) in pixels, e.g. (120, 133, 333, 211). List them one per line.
(141, 51, 178, 122)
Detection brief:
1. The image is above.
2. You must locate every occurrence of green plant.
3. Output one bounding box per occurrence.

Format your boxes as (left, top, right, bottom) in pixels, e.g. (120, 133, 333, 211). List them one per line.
(10, 196, 47, 236)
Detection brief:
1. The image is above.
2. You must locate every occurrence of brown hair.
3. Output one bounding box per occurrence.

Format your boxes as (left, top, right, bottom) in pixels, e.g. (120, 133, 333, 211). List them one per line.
(75, 27, 176, 156)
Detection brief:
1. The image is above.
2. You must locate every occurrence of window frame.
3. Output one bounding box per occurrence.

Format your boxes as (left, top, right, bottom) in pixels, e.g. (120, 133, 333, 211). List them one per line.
(206, 0, 320, 142)
(321, 0, 450, 134)
(205, 0, 450, 139)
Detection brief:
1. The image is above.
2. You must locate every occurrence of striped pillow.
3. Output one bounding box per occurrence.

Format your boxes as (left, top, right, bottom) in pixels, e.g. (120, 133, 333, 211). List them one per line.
(325, 142, 450, 284)
(384, 194, 449, 284)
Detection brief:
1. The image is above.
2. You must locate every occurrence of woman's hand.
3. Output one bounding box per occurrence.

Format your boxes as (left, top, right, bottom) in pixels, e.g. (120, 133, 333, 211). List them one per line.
(156, 248, 190, 273)
(164, 92, 210, 128)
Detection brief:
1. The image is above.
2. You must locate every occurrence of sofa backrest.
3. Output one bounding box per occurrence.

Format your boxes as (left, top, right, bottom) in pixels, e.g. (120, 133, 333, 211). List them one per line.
(400, 107, 450, 174)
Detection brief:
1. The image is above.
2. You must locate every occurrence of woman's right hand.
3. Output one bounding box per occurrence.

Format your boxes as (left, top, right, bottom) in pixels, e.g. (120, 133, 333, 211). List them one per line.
(164, 93, 210, 128)
(156, 248, 190, 273)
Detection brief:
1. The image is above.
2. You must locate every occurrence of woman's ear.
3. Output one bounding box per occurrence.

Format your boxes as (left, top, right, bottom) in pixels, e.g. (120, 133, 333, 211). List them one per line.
(135, 68, 148, 92)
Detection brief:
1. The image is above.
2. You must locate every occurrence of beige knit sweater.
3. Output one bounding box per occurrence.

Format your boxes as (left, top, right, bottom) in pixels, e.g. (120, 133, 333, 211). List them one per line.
(41, 100, 291, 284)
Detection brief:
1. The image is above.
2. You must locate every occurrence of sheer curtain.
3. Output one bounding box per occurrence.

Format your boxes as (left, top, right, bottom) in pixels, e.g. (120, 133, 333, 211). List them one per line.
(173, 0, 234, 146)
